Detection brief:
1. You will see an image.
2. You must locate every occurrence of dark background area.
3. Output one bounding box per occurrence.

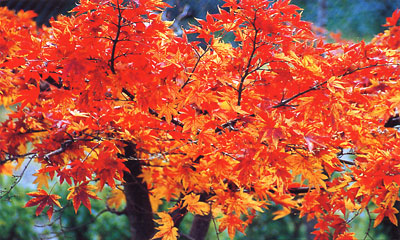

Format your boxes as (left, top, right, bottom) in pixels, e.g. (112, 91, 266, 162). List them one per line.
(0, 0, 76, 26)
(1, 0, 400, 40)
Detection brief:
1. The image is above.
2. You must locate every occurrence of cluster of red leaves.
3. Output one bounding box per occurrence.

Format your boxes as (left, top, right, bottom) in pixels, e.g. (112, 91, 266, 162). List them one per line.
(1, 0, 400, 239)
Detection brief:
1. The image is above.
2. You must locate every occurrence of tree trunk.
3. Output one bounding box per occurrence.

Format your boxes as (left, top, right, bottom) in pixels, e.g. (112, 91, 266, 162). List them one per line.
(189, 214, 211, 240)
(316, 0, 327, 28)
(121, 142, 212, 240)
(122, 142, 155, 240)
(306, 218, 318, 240)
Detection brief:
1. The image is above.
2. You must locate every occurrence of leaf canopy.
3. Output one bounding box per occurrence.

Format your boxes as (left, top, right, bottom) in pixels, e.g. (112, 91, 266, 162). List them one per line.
(1, 1, 400, 239)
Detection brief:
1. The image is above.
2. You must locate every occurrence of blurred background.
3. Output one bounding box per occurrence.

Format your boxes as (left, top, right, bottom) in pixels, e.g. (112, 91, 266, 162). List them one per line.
(1, 0, 400, 239)
(1, 0, 400, 40)
(294, 0, 400, 40)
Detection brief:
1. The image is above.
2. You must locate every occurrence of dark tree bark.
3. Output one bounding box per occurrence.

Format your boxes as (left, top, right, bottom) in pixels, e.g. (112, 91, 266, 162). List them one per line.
(384, 114, 400, 128)
(171, 197, 188, 228)
(121, 143, 211, 240)
(188, 192, 212, 240)
(189, 214, 212, 240)
(122, 142, 155, 240)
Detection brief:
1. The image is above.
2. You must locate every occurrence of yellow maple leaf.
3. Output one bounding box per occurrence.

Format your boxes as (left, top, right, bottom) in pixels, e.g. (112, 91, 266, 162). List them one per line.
(272, 207, 291, 220)
(388, 94, 400, 109)
(158, 103, 178, 124)
(107, 188, 126, 210)
(236, 191, 264, 213)
(344, 198, 361, 212)
(302, 55, 322, 76)
(149, 194, 163, 212)
(327, 76, 345, 93)
(211, 38, 233, 56)
(33, 171, 50, 189)
(182, 193, 210, 216)
(218, 100, 248, 115)
(152, 212, 179, 240)
(0, 162, 14, 176)
(69, 109, 90, 118)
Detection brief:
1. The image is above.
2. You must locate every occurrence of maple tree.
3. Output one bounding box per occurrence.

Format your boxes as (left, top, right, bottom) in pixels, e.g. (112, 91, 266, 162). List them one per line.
(1, 0, 400, 239)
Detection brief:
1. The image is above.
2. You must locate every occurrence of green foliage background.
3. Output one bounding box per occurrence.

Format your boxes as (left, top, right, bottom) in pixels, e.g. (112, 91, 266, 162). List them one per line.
(293, 0, 400, 40)
(0, 176, 130, 240)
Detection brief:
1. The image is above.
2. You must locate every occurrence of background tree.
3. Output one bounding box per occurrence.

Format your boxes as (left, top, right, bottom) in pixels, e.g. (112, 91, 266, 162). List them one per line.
(1, 1, 400, 240)
(293, 0, 400, 40)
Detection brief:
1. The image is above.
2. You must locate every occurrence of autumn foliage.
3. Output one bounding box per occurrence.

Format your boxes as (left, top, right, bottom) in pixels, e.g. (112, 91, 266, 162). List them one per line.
(1, 0, 400, 239)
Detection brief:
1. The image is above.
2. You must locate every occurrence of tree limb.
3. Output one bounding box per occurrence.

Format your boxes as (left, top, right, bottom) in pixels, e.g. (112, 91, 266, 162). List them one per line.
(43, 139, 73, 161)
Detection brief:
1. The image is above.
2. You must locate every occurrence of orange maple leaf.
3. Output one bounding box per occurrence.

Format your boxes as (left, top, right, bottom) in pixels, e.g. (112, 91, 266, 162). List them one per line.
(218, 214, 246, 239)
(336, 232, 356, 240)
(67, 182, 101, 213)
(373, 206, 399, 227)
(272, 207, 291, 220)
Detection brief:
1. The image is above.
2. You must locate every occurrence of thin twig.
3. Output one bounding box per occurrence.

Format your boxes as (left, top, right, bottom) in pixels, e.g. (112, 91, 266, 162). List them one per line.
(0, 155, 35, 200)
(363, 207, 373, 240)
(272, 80, 326, 108)
(180, 46, 210, 91)
(208, 202, 220, 240)
(38, 208, 109, 239)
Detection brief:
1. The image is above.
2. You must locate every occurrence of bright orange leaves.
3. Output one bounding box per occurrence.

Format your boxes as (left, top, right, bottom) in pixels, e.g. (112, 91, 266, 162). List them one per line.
(1, 0, 400, 239)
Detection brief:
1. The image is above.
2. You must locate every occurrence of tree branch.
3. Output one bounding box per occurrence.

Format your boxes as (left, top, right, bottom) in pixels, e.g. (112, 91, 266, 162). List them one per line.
(237, 22, 259, 106)
(272, 80, 327, 108)
(148, 108, 184, 128)
(288, 186, 313, 194)
(273, 63, 399, 109)
(339, 158, 355, 165)
(43, 139, 74, 161)
(0, 152, 37, 164)
(109, 0, 123, 74)
(180, 46, 210, 91)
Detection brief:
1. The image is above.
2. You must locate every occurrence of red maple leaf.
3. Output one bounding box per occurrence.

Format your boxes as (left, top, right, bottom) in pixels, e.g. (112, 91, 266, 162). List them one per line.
(24, 189, 62, 220)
